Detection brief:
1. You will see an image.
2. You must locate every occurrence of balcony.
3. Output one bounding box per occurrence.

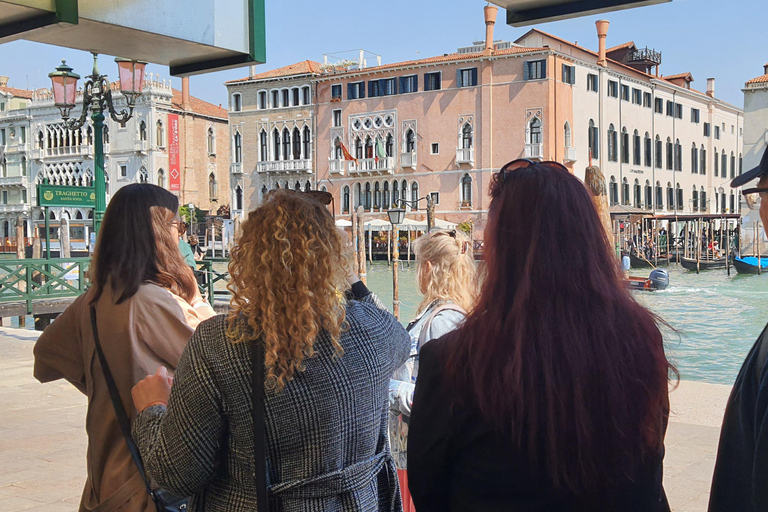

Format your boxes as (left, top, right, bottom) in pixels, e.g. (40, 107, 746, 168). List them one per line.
(45, 145, 94, 159)
(230, 163, 242, 174)
(256, 159, 313, 174)
(0, 204, 27, 214)
(0, 176, 25, 187)
(349, 157, 395, 175)
(329, 159, 346, 175)
(524, 143, 543, 160)
(401, 151, 417, 169)
(134, 140, 148, 154)
(564, 146, 577, 162)
(456, 147, 474, 166)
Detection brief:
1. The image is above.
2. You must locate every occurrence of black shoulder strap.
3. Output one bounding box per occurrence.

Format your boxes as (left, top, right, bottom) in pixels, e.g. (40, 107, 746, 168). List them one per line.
(90, 306, 156, 500)
(757, 324, 768, 382)
(251, 337, 269, 512)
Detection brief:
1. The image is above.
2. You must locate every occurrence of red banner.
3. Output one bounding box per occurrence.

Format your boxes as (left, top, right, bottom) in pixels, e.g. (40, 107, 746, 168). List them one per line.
(168, 113, 180, 191)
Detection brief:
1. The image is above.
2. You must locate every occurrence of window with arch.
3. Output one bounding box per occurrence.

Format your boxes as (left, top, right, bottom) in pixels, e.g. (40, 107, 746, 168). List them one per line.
(103, 125, 109, 144)
(730, 152, 736, 179)
(462, 123, 473, 149)
(232, 93, 242, 112)
(609, 176, 618, 206)
(235, 185, 243, 210)
(622, 177, 629, 205)
(644, 180, 652, 209)
(354, 183, 361, 209)
(138, 167, 148, 183)
(528, 117, 542, 145)
(260, 130, 268, 161)
(334, 137, 343, 160)
(374, 182, 381, 209)
(392, 180, 399, 206)
(588, 119, 599, 159)
(282, 90, 289, 108)
(156, 120, 164, 147)
(401, 179, 408, 204)
(302, 126, 311, 159)
(157, 168, 165, 188)
(294, 181, 302, 191)
(633, 130, 640, 165)
(607, 124, 617, 162)
(86, 126, 93, 145)
(355, 137, 363, 160)
(691, 144, 698, 174)
(721, 151, 727, 179)
(302, 86, 310, 105)
(667, 183, 674, 210)
(644, 132, 651, 167)
(343, 185, 350, 213)
(21, 156, 26, 176)
(207, 127, 215, 155)
(271, 90, 279, 108)
(461, 174, 472, 206)
(37, 130, 44, 149)
(305, 182, 311, 192)
(676, 185, 683, 210)
(386, 134, 394, 157)
(621, 127, 629, 164)
(139, 121, 147, 141)
(655, 135, 662, 169)
(655, 181, 662, 208)
(292, 127, 301, 160)
(700, 187, 707, 212)
(564, 122, 572, 148)
(364, 182, 371, 210)
(292, 88, 300, 107)
(674, 139, 682, 171)
(411, 182, 419, 210)
(692, 186, 699, 211)
(666, 138, 673, 170)
(633, 179, 641, 207)
(273, 129, 280, 161)
(721, 189, 726, 213)
(383, 181, 390, 208)
(365, 136, 374, 159)
(701, 146, 706, 175)
(233, 132, 242, 163)
(714, 147, 719, 176)
(282, 128, 290, 160)
(258, 91, 267, 109)
(209, 173, 218, 199)
(405, 129, 416, 153)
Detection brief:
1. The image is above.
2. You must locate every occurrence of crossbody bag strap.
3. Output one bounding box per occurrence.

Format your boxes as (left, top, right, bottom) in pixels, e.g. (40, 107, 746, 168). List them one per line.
(89, 305, 156, 499)
(251, 337, 269, 512)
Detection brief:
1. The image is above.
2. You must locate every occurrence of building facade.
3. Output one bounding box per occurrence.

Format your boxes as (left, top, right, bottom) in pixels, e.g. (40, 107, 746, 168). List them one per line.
(742, 64, 768, 188)
(0, 74, 228, 246)
(224, 61, 318, 217)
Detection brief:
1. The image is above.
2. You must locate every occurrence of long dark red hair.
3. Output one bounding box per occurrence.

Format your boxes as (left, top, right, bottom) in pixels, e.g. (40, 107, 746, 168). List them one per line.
(446, 162, 673, 491)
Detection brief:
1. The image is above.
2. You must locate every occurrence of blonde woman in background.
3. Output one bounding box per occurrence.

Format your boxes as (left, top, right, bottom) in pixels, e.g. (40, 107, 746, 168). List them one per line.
(390, 228, 477, 512)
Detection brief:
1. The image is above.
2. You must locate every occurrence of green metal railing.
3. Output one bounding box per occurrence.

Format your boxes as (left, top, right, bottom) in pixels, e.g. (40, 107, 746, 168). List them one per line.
(195, 258, 231, 305)
(0, 258, 91, 313)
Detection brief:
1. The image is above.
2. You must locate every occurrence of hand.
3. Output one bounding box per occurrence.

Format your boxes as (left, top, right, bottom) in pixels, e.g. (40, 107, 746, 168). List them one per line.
(132, 366, 174, 412)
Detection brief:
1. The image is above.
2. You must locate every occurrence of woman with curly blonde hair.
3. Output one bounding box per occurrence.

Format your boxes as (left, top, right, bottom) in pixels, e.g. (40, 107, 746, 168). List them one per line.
(131, 189, 411, 512)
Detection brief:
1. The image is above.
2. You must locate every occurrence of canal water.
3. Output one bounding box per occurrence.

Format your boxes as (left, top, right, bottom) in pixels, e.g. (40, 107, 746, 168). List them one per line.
(365, 261, 768, 386)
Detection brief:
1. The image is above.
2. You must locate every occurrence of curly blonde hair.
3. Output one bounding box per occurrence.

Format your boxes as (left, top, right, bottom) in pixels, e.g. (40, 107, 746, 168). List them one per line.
(226, 190, 350, 389)
(414, 229, 477, 313)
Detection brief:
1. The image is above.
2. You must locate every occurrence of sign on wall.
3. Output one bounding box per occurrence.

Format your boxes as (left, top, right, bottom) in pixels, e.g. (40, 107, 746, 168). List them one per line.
(38, 185, 96, 208)
(168, 113, 180, 191)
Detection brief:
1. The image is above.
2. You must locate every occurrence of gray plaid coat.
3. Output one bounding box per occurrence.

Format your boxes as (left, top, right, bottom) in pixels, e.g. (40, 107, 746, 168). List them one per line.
(133, 291, 410, 512)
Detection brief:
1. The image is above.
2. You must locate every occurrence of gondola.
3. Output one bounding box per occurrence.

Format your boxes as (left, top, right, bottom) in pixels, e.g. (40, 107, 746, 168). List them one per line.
(629, 252, 668, 269)
(680, 256, 727, 271)
(626, 269, 669, 292)
(732, 255, 768, 275)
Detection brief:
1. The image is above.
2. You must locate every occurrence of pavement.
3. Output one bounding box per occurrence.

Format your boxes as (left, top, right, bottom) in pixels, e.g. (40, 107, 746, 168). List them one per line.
(0, 326, 732, 511)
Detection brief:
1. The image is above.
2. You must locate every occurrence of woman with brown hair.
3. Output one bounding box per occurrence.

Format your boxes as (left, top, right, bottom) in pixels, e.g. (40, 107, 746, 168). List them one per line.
(33, 183, 215, 511)
(408, 161, 674, 511)
(130, 189, 411, 511)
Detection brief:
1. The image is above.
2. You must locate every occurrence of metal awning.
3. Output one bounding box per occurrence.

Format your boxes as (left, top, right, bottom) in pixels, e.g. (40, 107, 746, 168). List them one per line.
(488, 0, 671, 27)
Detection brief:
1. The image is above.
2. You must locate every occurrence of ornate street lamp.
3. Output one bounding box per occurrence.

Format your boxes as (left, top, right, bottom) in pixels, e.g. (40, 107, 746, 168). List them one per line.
(49, 53, 147, 236)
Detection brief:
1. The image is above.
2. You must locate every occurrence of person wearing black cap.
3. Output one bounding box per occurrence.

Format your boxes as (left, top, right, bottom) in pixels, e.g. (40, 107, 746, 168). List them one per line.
(709, 146, 768, 512)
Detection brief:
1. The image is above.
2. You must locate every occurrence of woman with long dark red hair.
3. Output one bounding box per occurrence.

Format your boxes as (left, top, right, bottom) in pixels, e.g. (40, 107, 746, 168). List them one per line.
(407, 160, 674, 511)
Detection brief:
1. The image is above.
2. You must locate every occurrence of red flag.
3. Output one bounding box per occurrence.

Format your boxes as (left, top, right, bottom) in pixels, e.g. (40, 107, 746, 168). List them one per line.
(338, 141, 358, 164)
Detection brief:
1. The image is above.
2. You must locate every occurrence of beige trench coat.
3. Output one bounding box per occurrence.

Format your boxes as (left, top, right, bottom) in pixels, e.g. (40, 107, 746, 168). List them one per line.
(33, 283, 215, 511)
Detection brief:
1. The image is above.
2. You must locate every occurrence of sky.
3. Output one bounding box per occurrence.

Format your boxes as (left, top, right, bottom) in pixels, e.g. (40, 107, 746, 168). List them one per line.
(0, 0, 765, 109)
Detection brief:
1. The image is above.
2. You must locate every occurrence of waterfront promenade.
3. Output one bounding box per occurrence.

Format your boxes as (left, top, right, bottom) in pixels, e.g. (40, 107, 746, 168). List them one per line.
(0, 326, 731, 511)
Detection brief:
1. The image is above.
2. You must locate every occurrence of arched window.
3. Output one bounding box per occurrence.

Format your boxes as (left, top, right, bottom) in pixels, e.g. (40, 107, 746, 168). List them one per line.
(655, 181, 662, 208)
(666, 137, 673, 170)
(621, 127, 629, 164)
(139, 121, 147, 141)
(282, 128, 290, 160)
(157, 169, 165, 188)
(232, 93, 242, 112)
(292, 88, 300, 107)
(343, 185, 350, 213)
(235, 185, 243, 210)
(564, 122, 572, 149)
(644, 180, 652, 209)
(374, 182, 381, 209)
(383, 181, 390, 208)
(692, 186, 699, 210)
(667, 183, 674, 210)
(730, 152, 736, 179)
(461, 174, 472, 206)
(714, 147, 719, 176)
(633, 130, 640, 165)
(156, 121, 164, 147)
(86, 126, 93, 145)
(365, 136, 374, 159)
(234, 132, 242, 163)
(138, 167, 148, 183)
(392, 180, 399, 205)
(334, 137, 343, 160)
(209, 173, 217, 199)
(401, 179, 408, 202)
(292, 127, 301, 160)
(644, 132, 651, 167)
(20, 156, 26, 176)
(307, 183, 313, 192)
(103, 125, 109, 144)
(355, 137, 363, 160)
(271, 90, 279, 108)
(722, 151, 727, 179)
(364, 182, 371, 210)
(528, 117, 542, 145)
(207, 127, 215, 154)
(675, 139, 682, 171)
(622, 177, 629, 205)
(260, 130, 268, 161)
(37, 130, 44, 149)
(273, 129, 280, 162)
(462, 123, 473, 149)
(701, 146, 707, 175)
(282, 89, 289, 108)
(655, 135, 662, 169)
(386, 134, 394, 157)
(691, 143, 698, 174)
(588, 119, 599, 159)
(411, 182, 419, 210)
(260, 185, 269, 202)
(700, 187, 707, 212)
(405, 129, 415, 153)
(609, 176, 618, 206)
(633, 179, 641, 207)
(354, 183, 361, 209)
(302, 126, 311, 159)
(302, 86, 310, 105)
(676, 184, 683, 210)
(294, 181, 301, 191)
(607, 124, 617, 162)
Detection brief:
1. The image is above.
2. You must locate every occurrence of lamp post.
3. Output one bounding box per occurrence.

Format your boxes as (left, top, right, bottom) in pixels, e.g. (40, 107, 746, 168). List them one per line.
(386, 205, 405, 319)
(49, 53, 147, 236)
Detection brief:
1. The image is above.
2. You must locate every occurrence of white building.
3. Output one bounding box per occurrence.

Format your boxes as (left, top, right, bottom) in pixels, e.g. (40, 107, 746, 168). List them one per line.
(743, 63, 768, 182)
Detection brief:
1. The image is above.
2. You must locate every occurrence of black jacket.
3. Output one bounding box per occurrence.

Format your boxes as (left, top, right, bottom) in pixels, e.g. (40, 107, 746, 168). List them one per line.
(407, 331, 670, 512)
(709, 323, 768, 512)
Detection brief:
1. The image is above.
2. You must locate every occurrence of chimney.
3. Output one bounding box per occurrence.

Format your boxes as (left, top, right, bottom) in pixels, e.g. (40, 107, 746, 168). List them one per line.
(764, 62, 768, 75)
(181, 76, 191, 111)
(0, 76, 8, 87)
(596, 20, 609, 67)
(484, 4, 498, 56)
(249, 64, 256, 77)
(706, 78, 715, 98)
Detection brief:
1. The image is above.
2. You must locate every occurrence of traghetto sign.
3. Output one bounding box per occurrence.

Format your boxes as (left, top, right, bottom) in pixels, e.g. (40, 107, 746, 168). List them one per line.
(38, 185, 96, 208)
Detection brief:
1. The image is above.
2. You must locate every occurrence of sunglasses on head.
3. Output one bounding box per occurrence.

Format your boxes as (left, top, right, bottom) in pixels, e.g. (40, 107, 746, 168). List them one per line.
(497, 159, 570, 185)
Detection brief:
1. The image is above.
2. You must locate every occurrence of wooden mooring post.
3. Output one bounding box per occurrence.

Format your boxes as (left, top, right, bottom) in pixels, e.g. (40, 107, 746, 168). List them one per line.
(356, 206, 366, 285)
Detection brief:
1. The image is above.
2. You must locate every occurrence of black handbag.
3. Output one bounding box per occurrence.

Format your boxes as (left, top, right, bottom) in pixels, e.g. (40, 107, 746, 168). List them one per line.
(90, 306, 189, 512)
(251, 336, 270, 512)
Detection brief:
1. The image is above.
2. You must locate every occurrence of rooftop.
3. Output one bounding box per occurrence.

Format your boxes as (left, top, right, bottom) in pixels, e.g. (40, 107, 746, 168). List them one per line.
(607, 41, 635, 52)
(170, 89, 227, 119)
(746, 74, 768, 85)
(226, 60, 322, 83)
(0, 85, 33, 100)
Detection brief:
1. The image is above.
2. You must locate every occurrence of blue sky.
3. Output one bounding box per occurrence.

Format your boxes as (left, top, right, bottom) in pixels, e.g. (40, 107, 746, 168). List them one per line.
(0, 0, 764, 108)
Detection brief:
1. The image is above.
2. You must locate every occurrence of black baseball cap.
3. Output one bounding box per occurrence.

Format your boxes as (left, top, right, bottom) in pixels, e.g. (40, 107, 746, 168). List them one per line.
(731, 146, 768, 188)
